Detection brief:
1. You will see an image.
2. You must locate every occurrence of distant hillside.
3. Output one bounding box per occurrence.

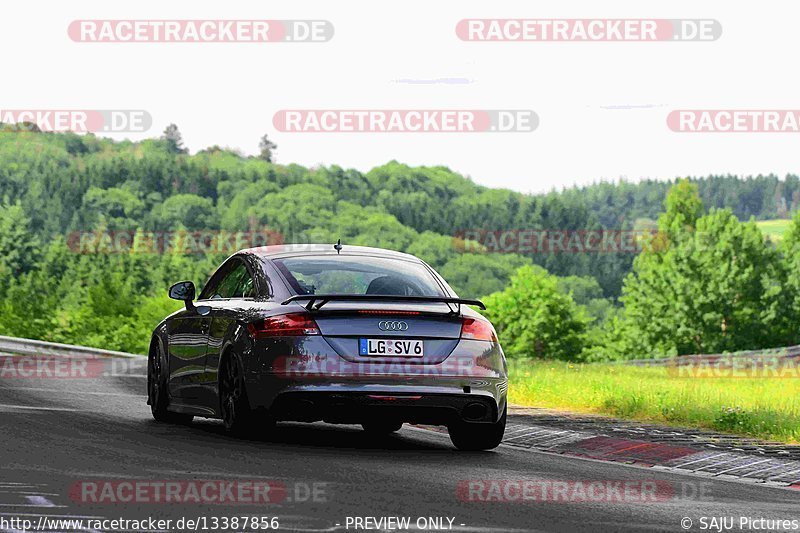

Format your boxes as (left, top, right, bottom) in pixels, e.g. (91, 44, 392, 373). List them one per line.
(0, 128, 798, 297)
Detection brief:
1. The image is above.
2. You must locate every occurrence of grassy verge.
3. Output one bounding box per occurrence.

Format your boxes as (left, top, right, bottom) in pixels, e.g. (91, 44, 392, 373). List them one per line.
(756, 219, 791, 242)
(509, 360, 800, 443)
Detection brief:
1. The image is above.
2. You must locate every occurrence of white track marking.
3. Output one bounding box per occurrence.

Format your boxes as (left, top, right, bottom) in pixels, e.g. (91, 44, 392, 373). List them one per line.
(767, 466, 800, 482)
(24, 496, 56, 507)
(0, 504, 67, 508)
(0, 404, 81, 412)
(503, 429, 565, 442)
(713, 458, 772, 476)
(741, 462, 797, 478)
(670, 452, 729, 469)
(0, 491, 59, 496)
(0, 387, 141, 397)
(693, 456, 744, 472)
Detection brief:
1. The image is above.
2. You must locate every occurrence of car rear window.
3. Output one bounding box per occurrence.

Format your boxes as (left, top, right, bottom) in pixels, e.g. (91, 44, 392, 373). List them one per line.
(273, 255, 446, 296)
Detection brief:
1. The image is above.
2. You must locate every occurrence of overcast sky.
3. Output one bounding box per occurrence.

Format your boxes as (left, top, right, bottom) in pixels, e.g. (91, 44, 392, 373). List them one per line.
(4, 1, 797, 194)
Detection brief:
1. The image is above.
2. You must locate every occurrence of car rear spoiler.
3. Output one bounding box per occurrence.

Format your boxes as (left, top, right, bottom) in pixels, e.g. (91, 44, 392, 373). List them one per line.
(281, 294, 486, 312)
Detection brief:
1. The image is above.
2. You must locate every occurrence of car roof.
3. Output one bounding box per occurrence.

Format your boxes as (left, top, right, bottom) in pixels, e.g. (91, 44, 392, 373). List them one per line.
(240, 244, 421, 261)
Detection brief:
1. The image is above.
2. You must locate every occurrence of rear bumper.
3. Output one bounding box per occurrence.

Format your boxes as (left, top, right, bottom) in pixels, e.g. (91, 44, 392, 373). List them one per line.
(242, 336, 508, 425)
(269, 390, 501, 425)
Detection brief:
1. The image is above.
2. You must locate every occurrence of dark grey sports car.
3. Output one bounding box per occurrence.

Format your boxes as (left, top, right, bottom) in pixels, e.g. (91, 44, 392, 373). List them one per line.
(147, 243, 508, 450)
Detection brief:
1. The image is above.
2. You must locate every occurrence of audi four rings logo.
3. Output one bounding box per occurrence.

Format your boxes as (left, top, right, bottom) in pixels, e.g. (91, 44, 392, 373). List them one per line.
(378, 321, 409, 331)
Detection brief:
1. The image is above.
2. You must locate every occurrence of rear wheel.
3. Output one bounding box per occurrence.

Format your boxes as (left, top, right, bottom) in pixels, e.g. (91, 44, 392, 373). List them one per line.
(361, 420, 403, 435)
(147, 344, 193, 425)
(448, 405, 506, 451)
(219, 352, 273, 436)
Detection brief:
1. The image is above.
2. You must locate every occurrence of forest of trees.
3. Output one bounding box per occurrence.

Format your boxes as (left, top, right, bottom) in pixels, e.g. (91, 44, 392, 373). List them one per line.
(487, 182, 800, 361)
(1, 127, 799, 359)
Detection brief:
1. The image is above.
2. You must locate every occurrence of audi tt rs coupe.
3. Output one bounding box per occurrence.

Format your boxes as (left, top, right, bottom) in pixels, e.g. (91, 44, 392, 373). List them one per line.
(147, 244, 508, 450)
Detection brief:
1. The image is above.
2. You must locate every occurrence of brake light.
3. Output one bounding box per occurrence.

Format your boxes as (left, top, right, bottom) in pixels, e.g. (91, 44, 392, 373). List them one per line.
(357, 310, 421, 316)
(247, 313, 320, 339)
(460, 317, 497, 342)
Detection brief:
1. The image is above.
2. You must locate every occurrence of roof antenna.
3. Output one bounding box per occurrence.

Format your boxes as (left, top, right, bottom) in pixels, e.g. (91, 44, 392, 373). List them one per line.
(334, 239, 343, 254)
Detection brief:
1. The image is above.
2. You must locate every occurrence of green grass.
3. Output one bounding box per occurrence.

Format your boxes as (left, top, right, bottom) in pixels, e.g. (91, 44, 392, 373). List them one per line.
(509, 360, 800, 443)
(756, 219, 792, 242)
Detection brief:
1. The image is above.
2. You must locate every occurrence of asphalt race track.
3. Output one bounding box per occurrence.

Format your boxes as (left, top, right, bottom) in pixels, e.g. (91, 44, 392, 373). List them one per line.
(1, 356, 799, 533)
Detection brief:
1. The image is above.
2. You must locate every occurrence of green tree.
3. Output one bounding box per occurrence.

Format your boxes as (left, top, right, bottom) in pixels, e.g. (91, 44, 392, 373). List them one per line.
(778, 209, 800, 341)
(258, 134, 277, 162)
(152, 194, 214, 230)
(161, 123, 187, 154)
(483, 265, 587, 360)
(80, 187, 145, 230)
(0, 202, 39, 284)
(621, 208, 788, 356)
(439, 253, 530, 298)
(658, 178, 704, 240)
(557, 275, 615, 325)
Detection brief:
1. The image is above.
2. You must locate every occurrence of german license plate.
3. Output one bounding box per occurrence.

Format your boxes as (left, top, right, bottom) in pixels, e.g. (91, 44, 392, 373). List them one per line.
(359, 338, 424, 357)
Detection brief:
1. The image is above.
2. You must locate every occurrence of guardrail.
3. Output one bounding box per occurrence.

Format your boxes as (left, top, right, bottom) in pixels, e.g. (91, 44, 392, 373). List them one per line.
(622, 344, 800, 366)
(0, 335, 143, 359)
(2, 333, 798, 369)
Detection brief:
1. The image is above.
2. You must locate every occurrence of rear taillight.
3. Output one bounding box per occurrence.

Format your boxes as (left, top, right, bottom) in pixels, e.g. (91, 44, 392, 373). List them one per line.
(248, 313, 320, 339)
(357, 310, 421, 316)
(460, 317, 497, 342)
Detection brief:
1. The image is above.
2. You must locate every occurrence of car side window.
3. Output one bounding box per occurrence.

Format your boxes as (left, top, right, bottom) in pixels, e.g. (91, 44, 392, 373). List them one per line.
(199, 263, 233, 300)
(199, 271, 224, 301)
(199, 257, 259, 300)
(235, 274, 256, 298)
(212, 263, 248, 299)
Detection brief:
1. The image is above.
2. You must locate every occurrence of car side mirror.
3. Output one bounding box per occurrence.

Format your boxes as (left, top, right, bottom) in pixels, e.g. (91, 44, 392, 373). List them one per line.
(169, 281, 196, 312)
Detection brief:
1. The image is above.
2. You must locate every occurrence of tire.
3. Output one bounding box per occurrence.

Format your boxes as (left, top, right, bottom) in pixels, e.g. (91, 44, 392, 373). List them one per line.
(219, 351, 272, 437)
(361, 420, 403, 435)
(448, 405, 506, 451)
(147, 343, 193, 425)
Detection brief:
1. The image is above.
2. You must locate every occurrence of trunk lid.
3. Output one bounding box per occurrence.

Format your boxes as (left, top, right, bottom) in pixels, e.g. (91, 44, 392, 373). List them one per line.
(312, 302, 462, 364)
